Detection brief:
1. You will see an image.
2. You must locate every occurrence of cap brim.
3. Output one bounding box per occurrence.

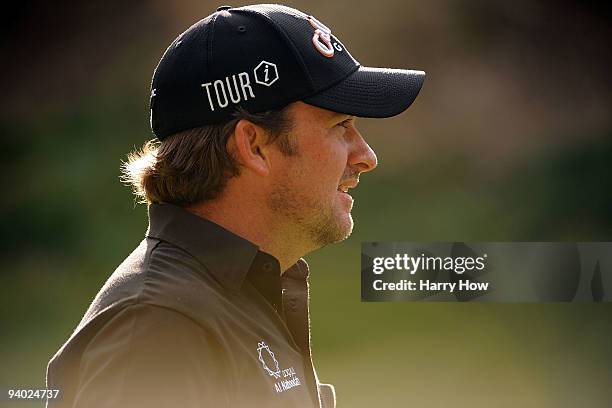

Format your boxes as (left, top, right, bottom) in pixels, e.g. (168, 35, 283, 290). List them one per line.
(303, 66, 425, 118)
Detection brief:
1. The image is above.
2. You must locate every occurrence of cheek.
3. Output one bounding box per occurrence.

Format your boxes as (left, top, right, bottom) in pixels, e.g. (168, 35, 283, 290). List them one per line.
(291, 136, 348, 195)
(291, 158, 343, 200)
(326, 148, 349, 180)
(321, 146, 348, 178)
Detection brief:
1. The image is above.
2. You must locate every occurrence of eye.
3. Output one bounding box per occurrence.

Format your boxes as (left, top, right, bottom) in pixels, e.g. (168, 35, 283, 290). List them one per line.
(337, 118, 353, 129)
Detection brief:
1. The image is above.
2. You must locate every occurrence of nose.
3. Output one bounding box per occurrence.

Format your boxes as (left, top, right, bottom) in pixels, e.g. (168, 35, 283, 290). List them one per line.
(348, 127, 377, 173)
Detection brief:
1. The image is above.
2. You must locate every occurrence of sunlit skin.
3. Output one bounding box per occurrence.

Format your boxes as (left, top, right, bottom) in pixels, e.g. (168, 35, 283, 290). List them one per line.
(187, 101, 377, 272)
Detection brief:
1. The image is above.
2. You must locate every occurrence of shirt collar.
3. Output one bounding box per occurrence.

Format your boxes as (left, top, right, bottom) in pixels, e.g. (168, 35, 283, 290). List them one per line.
(145, 203, 310, 293)
(146, 203, 259, 291)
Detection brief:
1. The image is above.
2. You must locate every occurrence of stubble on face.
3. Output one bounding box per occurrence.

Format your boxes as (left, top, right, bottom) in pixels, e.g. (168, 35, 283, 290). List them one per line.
(268, 168, 357, 250)
(266, 102, 364, 251)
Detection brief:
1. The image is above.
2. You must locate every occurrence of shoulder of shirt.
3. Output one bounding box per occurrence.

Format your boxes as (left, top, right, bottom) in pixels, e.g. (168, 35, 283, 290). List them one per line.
(77, 237, 234, 337)
(47, 237, 233, 388)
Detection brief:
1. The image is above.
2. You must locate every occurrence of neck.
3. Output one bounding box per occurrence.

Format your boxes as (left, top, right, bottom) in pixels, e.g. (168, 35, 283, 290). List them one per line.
(185, 192, 309, 273)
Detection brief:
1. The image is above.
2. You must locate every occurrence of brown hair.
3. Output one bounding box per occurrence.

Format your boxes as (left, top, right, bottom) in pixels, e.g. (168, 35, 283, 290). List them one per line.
(121, 106, 295, 206)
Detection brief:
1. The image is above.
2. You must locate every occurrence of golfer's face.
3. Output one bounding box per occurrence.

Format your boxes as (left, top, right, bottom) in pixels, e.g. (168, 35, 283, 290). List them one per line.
(269, 102, 377, 246)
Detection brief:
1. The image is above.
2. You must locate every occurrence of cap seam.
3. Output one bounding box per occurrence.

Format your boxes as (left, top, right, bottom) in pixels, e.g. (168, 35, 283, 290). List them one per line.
(301, 63, 360, 100)
(237, 9, 316, 91)
(208, 12, 220, 76)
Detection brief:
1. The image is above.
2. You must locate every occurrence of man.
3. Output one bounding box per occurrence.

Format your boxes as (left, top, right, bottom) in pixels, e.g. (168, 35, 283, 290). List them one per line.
(46, 4, 424, 408)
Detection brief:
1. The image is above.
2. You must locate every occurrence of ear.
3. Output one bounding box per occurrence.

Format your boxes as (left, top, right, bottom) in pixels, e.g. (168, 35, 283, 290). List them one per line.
(228, 119, 271, 176)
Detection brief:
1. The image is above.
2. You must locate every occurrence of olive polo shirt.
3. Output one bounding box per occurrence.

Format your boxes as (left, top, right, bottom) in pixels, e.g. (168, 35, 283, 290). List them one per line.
(46, 203, 335, 408)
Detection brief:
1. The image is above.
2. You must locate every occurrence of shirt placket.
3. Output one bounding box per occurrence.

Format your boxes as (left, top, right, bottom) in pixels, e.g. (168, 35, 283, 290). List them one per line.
(282, 261, 322, 408)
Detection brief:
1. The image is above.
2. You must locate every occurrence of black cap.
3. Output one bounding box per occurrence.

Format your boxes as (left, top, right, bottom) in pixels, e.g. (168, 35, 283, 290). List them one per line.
(150, 4, 425, 140)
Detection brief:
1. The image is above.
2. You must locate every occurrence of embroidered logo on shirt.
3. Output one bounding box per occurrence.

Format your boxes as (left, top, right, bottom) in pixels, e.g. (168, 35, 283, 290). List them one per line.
(257, 341, 281, 378)
(257, 341, 302, 393)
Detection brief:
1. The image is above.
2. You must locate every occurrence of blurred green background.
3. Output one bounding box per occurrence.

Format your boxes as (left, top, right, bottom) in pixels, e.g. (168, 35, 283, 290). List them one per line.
(2, 0, 611, 407)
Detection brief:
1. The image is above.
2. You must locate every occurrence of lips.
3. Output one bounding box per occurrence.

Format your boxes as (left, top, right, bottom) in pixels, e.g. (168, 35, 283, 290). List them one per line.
(337, 179, 358, 193)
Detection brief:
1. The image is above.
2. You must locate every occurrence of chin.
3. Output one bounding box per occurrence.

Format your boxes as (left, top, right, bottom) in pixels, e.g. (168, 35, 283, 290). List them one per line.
(340, 213, 354, 238)
(300, 197, 355, 248)
(329, 212, 355, 243)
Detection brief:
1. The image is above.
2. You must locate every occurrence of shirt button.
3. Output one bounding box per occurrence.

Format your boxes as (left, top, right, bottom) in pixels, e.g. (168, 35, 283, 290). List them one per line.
(262, 262, 273, 272)
(216, 5, 232, 11)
